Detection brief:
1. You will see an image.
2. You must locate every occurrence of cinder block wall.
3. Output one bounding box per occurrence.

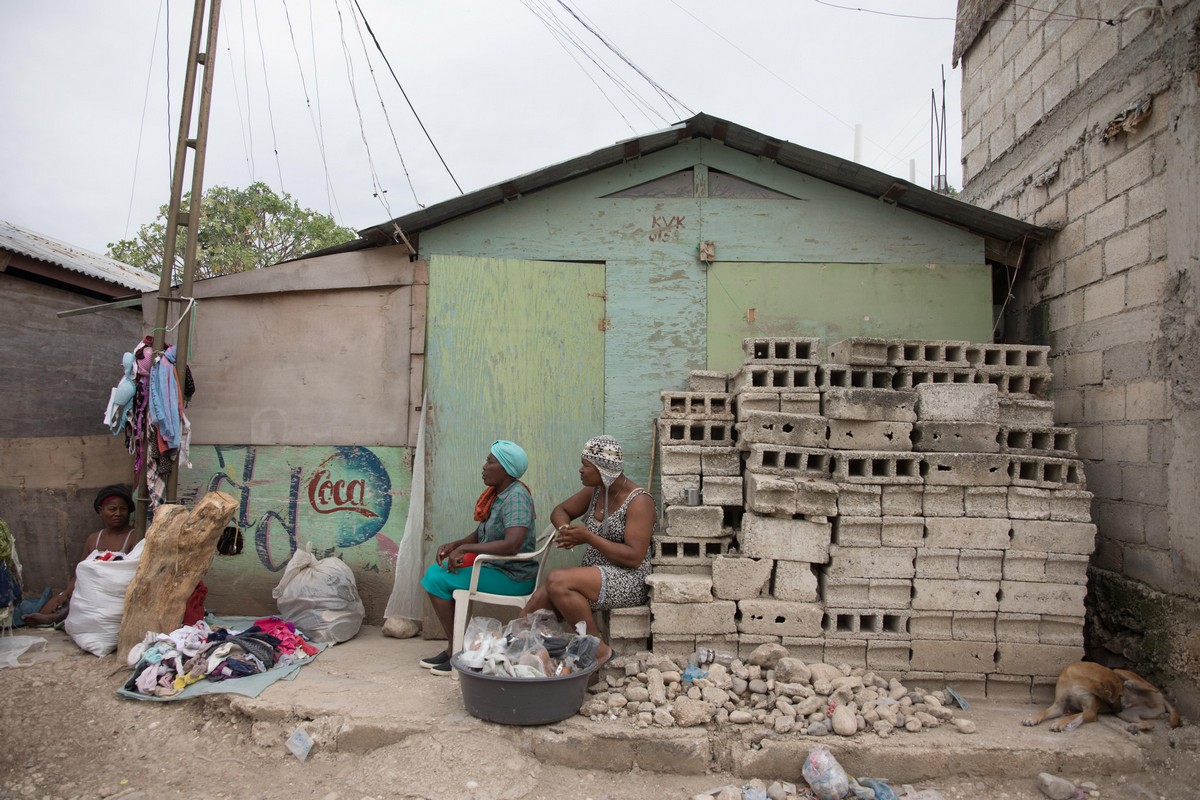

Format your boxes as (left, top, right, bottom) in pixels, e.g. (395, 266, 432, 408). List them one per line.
(955, 0, 1200, 712)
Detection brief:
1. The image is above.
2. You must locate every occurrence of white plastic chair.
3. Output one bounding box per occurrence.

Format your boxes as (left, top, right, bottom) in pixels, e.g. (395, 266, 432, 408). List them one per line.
(450, 523, 559, 658)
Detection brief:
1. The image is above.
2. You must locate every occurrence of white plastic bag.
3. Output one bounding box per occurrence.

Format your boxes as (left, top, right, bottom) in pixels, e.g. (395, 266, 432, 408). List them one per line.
(64, 539, 144, 657)
(272, 543, 365, 645)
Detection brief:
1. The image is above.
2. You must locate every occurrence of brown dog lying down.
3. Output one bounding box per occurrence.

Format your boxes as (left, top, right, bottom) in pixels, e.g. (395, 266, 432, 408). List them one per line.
(1023, 661, 1182, 732)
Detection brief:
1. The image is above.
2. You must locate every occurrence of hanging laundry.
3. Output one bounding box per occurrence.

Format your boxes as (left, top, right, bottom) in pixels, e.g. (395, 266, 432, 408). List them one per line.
(103, 351, 138, 435)
(149, 346, 182, 450)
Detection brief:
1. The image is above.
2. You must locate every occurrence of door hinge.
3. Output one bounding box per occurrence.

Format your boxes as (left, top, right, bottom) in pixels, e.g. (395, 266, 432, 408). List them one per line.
(598, 317, 611, 331)
(588, 291, 607, 300)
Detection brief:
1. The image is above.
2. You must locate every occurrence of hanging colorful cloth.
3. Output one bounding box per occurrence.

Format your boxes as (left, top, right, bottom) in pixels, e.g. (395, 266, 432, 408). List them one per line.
(0, 518, 22, 630)
(104, 351, 138, 435)
(149, 346, 182, 451)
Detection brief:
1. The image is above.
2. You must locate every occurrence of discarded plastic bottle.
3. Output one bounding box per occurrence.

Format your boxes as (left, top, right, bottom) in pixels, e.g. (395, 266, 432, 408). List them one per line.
(689, 647, 735, 667)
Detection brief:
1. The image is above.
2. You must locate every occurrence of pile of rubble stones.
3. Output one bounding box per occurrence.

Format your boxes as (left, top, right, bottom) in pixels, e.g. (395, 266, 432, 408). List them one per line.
(581, 643, 977, 737)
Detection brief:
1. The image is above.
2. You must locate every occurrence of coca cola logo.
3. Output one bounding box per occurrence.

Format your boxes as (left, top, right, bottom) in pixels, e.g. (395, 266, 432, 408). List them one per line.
(307, 468, 378, 517)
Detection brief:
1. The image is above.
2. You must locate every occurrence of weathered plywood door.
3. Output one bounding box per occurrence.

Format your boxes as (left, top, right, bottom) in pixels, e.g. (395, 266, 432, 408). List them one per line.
(424, 255, 606, 564)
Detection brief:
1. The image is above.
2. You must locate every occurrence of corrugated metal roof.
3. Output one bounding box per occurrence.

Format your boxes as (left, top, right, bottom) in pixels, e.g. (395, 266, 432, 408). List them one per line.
(346, 113, 1048, 255)
(0, 219, 159, 292)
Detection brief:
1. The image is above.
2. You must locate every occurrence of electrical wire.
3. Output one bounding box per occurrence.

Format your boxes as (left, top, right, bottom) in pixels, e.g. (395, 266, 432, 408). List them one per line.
(239, 0, 256, 178)
(124, 0, 165, 239)
(812, 0, 1124, 24)
(223, 9, 255, 182)
(307, 0, 342, 220)
(281, 0, 340, 216)
(251, 0, 287, 193)
(350, 0, 463, 195)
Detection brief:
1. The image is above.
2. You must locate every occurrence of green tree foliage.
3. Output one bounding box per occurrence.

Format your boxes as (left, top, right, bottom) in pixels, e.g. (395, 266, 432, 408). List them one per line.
(108, 182, 357, 279)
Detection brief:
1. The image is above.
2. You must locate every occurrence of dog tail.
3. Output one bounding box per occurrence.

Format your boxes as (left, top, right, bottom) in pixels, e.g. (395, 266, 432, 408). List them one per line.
(1166, 697, 1181, 729)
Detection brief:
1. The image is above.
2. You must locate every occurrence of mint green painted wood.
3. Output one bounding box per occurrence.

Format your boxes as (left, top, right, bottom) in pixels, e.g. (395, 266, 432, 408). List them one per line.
(424, 255, 605, 573)
(605, 259, 707, 489)
(706, 262, 994, 372)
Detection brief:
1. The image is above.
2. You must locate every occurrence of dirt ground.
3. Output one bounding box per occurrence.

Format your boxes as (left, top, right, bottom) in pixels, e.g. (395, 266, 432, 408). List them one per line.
(2, 634, 1198, 800)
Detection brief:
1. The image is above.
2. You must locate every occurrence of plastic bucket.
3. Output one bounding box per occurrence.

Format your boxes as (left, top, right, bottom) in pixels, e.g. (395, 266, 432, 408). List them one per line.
(451, 653, 599, 726)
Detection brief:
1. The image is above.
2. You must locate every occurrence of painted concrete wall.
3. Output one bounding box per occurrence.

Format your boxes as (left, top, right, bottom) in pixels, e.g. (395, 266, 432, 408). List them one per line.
(0, 273, 145, 438)
(957, 0, 1200, 710)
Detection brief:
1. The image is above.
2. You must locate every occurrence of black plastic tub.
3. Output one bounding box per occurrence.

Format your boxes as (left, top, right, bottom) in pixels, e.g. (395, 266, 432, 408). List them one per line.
(451, 653, 599, 725)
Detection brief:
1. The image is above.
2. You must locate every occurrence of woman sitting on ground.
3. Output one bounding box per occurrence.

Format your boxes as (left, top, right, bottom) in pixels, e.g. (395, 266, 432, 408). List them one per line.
(523, 435, 655, 668)
(418, 440, 537, 675)
(24, 484, 139, 626)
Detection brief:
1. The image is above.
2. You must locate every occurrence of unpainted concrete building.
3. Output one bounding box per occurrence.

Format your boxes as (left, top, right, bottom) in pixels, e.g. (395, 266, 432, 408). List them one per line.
(953, 0, 1200, 711)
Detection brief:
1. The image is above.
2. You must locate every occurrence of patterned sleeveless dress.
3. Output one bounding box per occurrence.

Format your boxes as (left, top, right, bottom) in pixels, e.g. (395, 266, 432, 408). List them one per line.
(580, 486, 654, 610)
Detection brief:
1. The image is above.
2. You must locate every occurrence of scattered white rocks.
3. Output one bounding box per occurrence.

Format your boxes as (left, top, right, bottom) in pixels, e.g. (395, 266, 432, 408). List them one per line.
(581, 644, 975, 739)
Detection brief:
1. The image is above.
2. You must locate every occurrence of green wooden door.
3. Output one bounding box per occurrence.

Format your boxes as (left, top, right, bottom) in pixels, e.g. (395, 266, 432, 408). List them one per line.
(424, 255, 606, 571)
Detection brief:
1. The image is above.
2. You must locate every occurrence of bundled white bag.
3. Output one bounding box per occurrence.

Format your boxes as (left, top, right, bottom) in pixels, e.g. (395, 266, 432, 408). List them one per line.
(64, 539, 145, 657)
(272, 543, 365, 645)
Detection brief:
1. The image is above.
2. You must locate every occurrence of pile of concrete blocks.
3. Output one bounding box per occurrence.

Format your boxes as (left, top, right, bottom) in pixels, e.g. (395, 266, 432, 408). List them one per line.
(626, 336, 1096, 702)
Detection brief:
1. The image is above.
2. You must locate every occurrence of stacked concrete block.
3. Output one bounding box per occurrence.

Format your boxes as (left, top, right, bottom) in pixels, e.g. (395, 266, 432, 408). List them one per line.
(643, 338, 1095, 693)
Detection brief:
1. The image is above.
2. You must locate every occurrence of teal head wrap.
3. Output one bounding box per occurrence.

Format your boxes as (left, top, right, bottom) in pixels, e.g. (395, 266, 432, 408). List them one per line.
(490, 440, 529, 479)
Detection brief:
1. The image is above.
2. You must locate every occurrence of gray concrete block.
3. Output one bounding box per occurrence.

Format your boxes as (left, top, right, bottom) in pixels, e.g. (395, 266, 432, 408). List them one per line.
(1009, 456, 1087, 489)
(837, 483, 882, 516)
(952, 611, 998, 641)
(658, 418, 733, 447)
(660, 391, 734, 419)
(827, 337, 891, 365)
(1044, 553, 1089, 585)
(915, 548, 960, 579)
(732, 365, 819, 393)
(966, 343, 1050, 370)
(823, 639, 867, 665)
(1049, 489, 1095, 522)
(998, 398, 1055, 426)
(738, 599, 824, 637)
(833, 451, 922, 484)
(909, 611, 953, 640)
(833, 516, 882, 547)
(923, 485, 965, 517)
(1007, 487, 1051, 520)
(660, 473, 699, 506)
(881, 484, 923, 516)
(743, 336, 822, 364)
(826, 545, 915, 579)
(915, 383, 1000, 421)
(744, 472, 798, 516)
(652, 535, 734, 567)
(736, 392, 781, 419)
(995, 642, 1083, 677)
(828, 419, 913, 451)
(959, 549, 1004, 580)
(794, 478, 839, 517)
(912, 579, 1000, 611)
(880, 517, 925, 547)
(1009, 520, 1097, 555)
(687, 370, 730, 393)
(779, 391, 821, 415)
(974, 369, 1052, 399)
(997, 581, 1087, 615)
(645, 573, 714, 604)
(665, 505, 723, 538)
(867, 639, 912, 672)
(701, 475, 743, 507)
(701, 447, 742, 477)
(773, 560, 818, 602)
(910, 639, 996, 672)
(608, 605, 651, 638)
(1039, 615, 1085, 646)
(740, 513, 832, 563)
(819, 575, 871, 607)
(911, 421, 1000, 452)
(821, 388, 917, 422)
(1002, 551, 1048, 582)
(780, 637, 825, 663)
(894, 367, 977, 389)
(660, 445, 702, 475)
(744, 444, 833, 479)
(711, 556, 772, 600)
(869, 579, 913, 608)
(651, 599, 737, 635)
(887, 340, 971, 367)
(965, 486, 1009, 517)
(735, 411, 827, 449)
(985, 674, 1032, 702)
(922, 453, 1010, 486)
(822, 608, 911, 639)
(924, 517, 1011, 550)
(995, 612, 1040, 643)
(818, 364, 896, 390)
(999, 425, 1076, 456)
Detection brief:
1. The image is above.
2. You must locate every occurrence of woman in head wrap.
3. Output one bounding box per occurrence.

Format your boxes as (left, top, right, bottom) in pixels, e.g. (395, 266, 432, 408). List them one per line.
(24, 484, 138, 626)
(522, 435, 655, 668)
(418, 440, 537, 675)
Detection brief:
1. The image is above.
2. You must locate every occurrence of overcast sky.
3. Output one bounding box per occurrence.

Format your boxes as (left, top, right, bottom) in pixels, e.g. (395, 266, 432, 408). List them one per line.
(0, 0, 964, 257)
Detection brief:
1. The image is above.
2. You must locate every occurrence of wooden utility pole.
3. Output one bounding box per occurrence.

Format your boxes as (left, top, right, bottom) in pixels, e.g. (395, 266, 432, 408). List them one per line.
(137, 0, 221, 534)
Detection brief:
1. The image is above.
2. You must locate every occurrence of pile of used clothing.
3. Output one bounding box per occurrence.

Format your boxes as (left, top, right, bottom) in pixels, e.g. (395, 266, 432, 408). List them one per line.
(123, 616, 318, 698)
(457, 609, 600, 678)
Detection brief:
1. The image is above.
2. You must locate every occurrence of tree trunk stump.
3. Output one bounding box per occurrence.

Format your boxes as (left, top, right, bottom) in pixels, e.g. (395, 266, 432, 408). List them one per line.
(117, 491, 238, 662)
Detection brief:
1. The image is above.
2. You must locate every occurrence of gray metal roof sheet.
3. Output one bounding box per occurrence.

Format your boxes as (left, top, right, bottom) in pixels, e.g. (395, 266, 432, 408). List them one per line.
(0, 219, 159, 292)
(348, 113, 1048, 253)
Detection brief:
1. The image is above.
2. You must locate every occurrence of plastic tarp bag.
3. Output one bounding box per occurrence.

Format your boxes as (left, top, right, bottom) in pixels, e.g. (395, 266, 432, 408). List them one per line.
(272, 543, 365, 645)
(64, 540, 145, 657)
(802, 746, 850, 800)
